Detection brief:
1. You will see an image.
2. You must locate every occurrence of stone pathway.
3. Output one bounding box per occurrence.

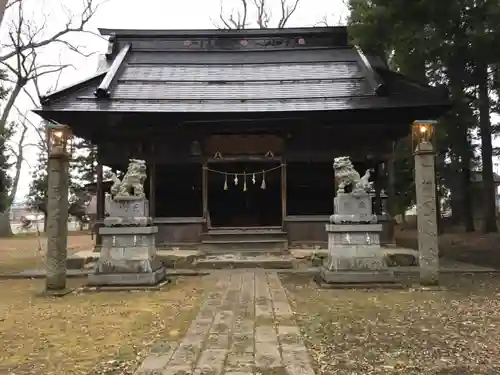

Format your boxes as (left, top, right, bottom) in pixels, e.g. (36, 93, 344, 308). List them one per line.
(135, 271, 315, 375)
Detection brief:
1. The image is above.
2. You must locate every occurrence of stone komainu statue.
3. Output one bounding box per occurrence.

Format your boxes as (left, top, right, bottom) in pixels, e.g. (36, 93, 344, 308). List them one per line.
(110, 159, 147, 199)
(333, 156, 374, 194)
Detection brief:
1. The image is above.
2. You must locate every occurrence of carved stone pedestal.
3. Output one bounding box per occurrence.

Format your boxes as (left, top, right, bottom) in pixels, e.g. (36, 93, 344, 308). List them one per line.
(320, 223, 394, 284)
(319, 173, 395, 285)
(88, 198, 166, 287)
(330, 193, 377, 224)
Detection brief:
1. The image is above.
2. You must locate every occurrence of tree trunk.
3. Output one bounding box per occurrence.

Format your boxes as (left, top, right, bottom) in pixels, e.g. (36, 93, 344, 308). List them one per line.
(0, 81, 23, 135)
(8, 124, 26, 208)
(448, 59, 475, 232)
(0, 0, 8, 30)
(477, 62, 498, 232)
(387, 143, 396, 217)
(447, 158, 463, 224)
(462, 150, 475, 231)
(436, 177, 443, 234)
(43, 212, 48, 232)
(0, 210, 12, 236)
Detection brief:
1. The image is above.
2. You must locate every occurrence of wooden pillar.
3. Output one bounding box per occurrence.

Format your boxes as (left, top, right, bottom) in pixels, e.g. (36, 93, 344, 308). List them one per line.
(387, 143, 396, 217)
(95, 159, 104, 249)
(202, 162, 209, 227)
(373, 162, 383, 215)
(281, 161, 287, 225)
(149, 162, 156, 218)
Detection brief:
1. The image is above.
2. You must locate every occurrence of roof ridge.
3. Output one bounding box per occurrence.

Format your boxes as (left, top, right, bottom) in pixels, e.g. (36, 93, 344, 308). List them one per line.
(98, 26, 347, 38)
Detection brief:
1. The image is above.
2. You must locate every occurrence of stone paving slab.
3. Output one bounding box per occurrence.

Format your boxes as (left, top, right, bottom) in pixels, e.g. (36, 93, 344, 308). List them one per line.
(134, 270, 316, 375)
(4, 257, 497, 280)
(0, 268, 208, 280)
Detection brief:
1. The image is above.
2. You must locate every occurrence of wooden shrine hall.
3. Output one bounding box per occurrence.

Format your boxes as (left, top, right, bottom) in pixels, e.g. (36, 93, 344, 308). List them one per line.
(34, 26, 450, 252)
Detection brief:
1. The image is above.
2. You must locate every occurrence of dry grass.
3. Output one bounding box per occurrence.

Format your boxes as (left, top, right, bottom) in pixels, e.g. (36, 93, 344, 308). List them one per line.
(0, 275, 214, 375)
(282, 273, 500, 375)
(0, 233, 93, 274)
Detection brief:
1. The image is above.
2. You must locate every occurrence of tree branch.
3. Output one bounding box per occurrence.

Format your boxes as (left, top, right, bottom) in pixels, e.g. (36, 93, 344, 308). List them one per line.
(6, 0, 22, 9)
(277, 0, 300, 28)
(0, 0, 103, 63)
(215, 0, 299, 29)
(253, 0, 271, 29)
(7, 121, 27, 205)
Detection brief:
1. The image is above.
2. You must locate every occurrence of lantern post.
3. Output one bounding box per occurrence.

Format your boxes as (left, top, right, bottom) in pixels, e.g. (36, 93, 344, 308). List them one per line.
(45, 123, 73, 295)
(412, 120, 439, 285)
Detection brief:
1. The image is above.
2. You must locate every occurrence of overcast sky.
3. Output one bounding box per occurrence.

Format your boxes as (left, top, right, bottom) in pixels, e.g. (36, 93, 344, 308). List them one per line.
(1, 0, 348, 202)
(1, 0, 499, 203)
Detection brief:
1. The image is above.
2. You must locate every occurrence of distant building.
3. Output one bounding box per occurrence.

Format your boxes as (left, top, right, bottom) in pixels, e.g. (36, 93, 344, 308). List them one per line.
(470, 171, 500, 213)
(9, 201, 43, 222)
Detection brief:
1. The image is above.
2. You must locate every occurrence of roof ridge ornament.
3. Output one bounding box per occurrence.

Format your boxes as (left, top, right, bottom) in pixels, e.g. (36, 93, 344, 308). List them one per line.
(95, 43, 131, 99)
(354, 46, 387, 96)
(105, 33, 117, 60)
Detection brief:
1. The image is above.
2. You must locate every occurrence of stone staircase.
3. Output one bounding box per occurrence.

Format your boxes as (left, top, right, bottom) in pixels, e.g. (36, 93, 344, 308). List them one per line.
(200, 227, 288, 254)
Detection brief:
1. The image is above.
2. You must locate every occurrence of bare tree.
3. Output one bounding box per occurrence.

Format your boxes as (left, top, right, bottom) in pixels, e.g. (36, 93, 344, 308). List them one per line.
(314, 13, 348, 27)
(0, 0, 103, 137)
(0, 0, 103, 63)
(0, 0, 103, 235)
(0, 117, 30, 236)
(0, 0, 22, 30)
(6, 117, 29, 205)
(215, 0, 300, 29)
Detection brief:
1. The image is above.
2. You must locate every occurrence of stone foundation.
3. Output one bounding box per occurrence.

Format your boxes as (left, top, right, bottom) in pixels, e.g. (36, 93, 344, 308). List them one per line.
(320, 185, 395, 285)
(89, 197, 166, 287)
(320, 269, 395, 283)
(88, 266, 166, 286)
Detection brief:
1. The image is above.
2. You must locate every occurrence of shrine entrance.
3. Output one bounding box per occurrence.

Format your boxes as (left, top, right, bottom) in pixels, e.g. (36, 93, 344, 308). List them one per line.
(206, 161, 282, 228)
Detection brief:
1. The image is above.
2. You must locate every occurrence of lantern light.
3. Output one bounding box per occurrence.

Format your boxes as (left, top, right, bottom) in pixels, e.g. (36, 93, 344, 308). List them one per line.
(412, 120, 436, 151)
(47, 122, 73, 157)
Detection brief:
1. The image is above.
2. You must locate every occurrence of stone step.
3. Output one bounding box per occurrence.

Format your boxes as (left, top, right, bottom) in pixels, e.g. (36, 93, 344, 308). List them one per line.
(203, 238, 287, 244)
(201, 227, 288, 254)
(194, 254, 294, 269)
(208, 226, 282, 231)
(200, 239, 288, 254)
(202, 230, 287, 242)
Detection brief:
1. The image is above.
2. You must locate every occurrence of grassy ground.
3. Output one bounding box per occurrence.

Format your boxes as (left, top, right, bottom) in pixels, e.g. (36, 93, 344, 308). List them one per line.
(0, 233, 93, 274)
(0, 275, 213, 375)
(282, 273, 500, 375)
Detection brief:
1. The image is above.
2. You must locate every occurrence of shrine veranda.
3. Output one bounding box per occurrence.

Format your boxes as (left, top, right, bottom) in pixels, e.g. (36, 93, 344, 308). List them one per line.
(34, 26, 450, 250)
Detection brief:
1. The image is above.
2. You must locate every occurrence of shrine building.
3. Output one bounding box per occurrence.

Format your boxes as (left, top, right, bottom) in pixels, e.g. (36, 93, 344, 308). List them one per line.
(34, 26, 450, 252)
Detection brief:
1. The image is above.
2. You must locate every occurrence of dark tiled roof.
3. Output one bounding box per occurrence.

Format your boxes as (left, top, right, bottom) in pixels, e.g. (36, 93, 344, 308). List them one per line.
(37, 27, 450, 114)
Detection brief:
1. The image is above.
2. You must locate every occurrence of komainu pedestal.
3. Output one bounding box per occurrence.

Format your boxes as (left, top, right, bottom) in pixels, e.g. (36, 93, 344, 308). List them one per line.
(88, 159, 166, 287)
(319, 157, 395, 285)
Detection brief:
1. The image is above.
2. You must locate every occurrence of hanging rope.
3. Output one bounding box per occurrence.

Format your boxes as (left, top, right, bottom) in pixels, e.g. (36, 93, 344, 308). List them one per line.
(203, 164, 284, 176)
(204, 164, 284, 191)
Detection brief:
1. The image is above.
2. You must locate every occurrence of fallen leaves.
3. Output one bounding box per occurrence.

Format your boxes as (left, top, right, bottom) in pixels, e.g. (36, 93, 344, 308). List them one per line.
(282, 273, 500, 375)
(0, 234, 92, 274)
(0, 276, 214, 375)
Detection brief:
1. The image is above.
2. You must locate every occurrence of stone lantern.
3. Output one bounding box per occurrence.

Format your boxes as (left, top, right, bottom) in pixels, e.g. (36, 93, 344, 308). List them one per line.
(47, 123, 73, 156)
(45, 122, 72, 295)
(412, 120, 439, 285)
